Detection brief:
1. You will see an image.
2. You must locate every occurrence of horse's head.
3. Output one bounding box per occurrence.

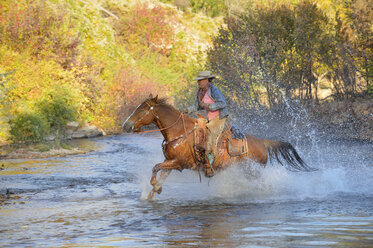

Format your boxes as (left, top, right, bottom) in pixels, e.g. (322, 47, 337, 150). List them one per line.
(122, 95, 159, 133)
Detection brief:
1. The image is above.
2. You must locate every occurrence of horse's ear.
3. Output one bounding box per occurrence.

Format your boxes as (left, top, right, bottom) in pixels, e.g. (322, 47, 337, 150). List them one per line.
(148, 94, 158, 102)
(197, 114, 204, 119)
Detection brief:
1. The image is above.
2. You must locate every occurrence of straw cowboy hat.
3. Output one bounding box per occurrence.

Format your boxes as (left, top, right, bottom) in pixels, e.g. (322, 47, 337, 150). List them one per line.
(193, 71, 216, 81)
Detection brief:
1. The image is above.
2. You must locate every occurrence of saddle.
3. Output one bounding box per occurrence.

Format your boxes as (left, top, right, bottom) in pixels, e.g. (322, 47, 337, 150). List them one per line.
(194, 117, 247, 168)
(218, 125, 247, 157)
(224, 127, 248, 157)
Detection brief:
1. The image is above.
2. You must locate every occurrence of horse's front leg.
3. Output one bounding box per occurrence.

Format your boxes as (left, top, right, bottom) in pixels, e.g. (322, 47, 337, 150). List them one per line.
(152, 169, 171, 195)
(148, 159, 180, 200)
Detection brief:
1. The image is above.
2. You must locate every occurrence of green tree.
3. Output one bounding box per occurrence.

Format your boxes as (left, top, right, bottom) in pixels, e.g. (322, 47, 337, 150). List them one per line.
(9, 112, 49, 143)
(208, 0, 370, 109)
(36, 86, 78, 147)
(208, 2, 297, 109)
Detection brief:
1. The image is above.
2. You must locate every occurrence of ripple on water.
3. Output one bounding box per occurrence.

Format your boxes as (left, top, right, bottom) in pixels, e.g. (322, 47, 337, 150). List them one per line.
(1, 134, 373, 247)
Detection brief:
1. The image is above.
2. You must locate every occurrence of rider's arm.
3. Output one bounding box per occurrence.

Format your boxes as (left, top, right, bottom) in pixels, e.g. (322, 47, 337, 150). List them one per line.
(207, 85, 227, 111)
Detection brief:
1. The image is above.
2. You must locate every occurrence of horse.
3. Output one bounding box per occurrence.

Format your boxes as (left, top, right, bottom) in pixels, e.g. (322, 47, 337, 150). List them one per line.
(122, 95, 315, 200)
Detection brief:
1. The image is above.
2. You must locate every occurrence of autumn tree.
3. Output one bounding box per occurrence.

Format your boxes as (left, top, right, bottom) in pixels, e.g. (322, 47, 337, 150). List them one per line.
(207, 0, 372, 111)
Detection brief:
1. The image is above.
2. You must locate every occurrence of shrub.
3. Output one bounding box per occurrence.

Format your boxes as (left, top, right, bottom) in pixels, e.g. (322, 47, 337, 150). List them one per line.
(190, 0, 227, 17)
(116, 2, 176, 55)
(8, 83, 79, 144)
(9, 112, 48, 143)
(37, 87, 78, 133)
(0, 0, 80, 68)
(35, 85, 79, 146)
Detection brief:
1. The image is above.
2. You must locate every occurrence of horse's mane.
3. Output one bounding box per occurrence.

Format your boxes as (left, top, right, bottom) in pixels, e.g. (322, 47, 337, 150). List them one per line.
(151, 97, 195, 122)
(153, 97, 178, 112)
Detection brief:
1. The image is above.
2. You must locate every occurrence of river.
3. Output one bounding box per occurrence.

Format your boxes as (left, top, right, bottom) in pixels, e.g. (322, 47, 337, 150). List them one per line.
(1, 133, 373, 247)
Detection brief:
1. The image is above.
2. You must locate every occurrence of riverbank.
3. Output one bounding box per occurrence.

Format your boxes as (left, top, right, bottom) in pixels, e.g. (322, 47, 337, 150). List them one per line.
(306, 97, 373, 142)
(0, 143, 90, 160)
(0, 123, 104, 160)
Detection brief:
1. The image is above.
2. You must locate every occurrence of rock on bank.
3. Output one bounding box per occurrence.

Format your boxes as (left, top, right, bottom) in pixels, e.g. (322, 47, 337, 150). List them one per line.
(45, 122, 105, 141)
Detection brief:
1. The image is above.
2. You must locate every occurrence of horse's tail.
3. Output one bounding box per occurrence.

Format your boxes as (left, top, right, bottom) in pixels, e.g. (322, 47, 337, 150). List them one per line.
(263, 140, 317, 172)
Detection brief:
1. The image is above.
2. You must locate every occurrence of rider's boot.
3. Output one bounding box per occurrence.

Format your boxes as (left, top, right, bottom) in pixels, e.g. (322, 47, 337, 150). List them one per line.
(205, 153, 214, 177)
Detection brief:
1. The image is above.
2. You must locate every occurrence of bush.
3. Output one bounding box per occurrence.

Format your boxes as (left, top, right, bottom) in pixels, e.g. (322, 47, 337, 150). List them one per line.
(190, 0, 226, 17)
(8, 85, 79, 144)
(115, 2, 176, 55)
(0, 0, 80, 68)
(9, 112, 48, 143)
(37, 87, 78, 132)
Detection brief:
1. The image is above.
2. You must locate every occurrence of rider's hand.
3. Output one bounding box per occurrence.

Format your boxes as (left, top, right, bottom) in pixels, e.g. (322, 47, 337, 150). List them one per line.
(199, 102, 210, 110)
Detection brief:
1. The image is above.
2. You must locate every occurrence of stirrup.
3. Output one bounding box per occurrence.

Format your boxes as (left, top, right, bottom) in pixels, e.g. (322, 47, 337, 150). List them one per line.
(207, 153, 214, 165)
(205, 153, 215, 177)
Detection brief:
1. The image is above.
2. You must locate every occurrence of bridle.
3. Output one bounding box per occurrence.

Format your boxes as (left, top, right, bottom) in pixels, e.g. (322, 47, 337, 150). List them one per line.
(135, 101, 189, 135)
(135, 101, 196, 152)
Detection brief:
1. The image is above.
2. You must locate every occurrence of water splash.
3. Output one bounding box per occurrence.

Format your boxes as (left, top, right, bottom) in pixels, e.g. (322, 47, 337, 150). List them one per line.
(139, 157, 373, 203)
(137, 130, 373, 202)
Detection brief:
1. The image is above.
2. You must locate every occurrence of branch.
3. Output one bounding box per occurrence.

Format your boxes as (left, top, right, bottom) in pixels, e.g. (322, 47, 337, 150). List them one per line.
(79, 0, 119, 20)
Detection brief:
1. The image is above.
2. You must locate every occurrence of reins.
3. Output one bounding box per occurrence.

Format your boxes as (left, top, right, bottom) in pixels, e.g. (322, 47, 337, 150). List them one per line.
(137, 112, 183, 134)
(136, 101, 183, 134)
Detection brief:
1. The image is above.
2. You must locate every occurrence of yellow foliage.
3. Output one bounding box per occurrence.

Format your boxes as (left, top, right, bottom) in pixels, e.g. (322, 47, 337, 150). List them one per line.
(0, 0, 223, 143)
(0, 47, 87, 142)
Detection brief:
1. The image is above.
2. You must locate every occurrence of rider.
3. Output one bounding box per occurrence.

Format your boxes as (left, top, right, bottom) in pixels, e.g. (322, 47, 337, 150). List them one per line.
(187, 71, 229, 177)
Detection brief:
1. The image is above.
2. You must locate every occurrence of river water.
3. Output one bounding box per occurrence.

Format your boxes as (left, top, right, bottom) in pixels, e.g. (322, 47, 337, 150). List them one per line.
(1, 133, 373, 247)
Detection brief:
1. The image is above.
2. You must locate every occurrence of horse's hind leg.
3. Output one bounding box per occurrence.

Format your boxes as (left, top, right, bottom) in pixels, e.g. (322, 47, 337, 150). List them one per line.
(148, 159, 180, 200)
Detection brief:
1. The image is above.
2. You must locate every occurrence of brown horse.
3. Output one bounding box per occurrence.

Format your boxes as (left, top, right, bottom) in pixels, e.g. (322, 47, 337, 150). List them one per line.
(122, 95, 315, 200)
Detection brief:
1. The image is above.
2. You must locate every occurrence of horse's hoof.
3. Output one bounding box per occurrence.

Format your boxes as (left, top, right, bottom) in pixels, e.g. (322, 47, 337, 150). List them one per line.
(205, 170, 214, 178)
(156, 186, 162, 194)
(147, 190, 155, 200)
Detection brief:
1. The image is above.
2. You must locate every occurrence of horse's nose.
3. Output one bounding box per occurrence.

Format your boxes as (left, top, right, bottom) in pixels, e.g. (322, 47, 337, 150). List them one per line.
(122, 120, 134, 133)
